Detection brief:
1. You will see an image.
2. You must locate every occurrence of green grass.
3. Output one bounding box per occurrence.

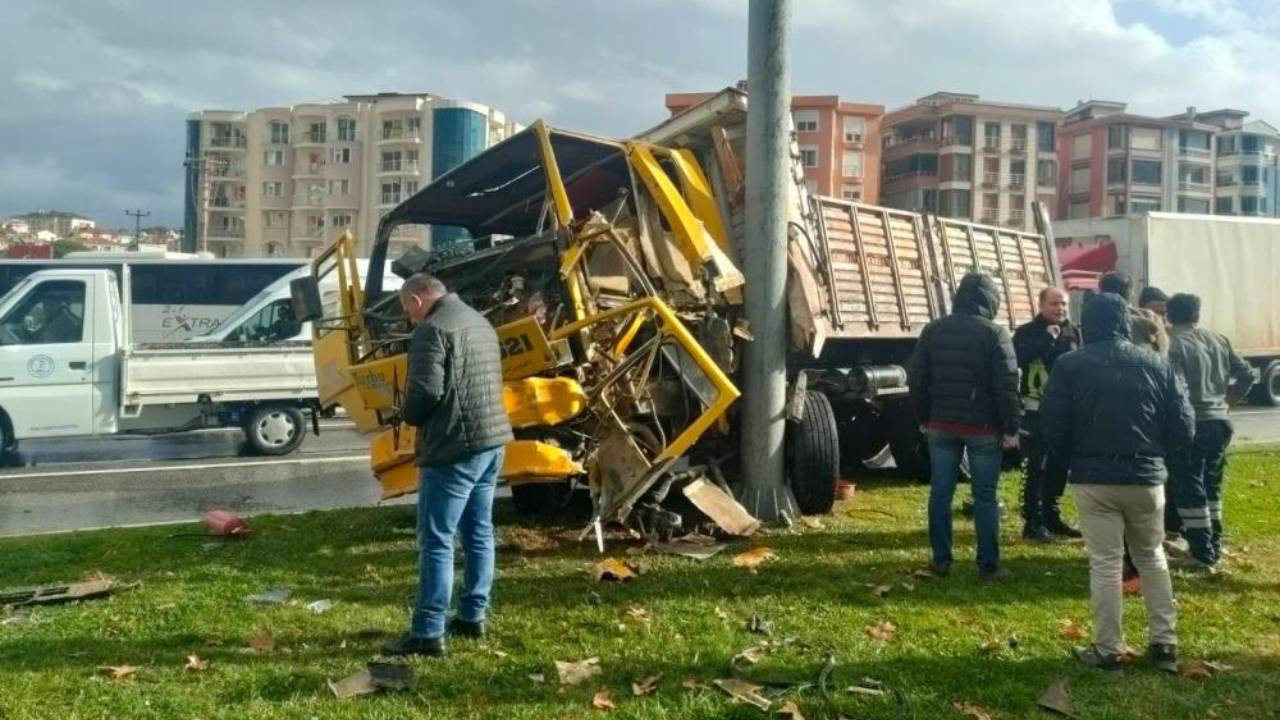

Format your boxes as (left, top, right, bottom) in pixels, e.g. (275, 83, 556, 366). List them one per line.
(2, 448, 1279, 720)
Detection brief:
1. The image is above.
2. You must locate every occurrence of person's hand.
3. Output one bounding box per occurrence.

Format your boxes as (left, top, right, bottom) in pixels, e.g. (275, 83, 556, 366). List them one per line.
(1001, 434, 1020, 450)
(1047, 324, 1061, 339)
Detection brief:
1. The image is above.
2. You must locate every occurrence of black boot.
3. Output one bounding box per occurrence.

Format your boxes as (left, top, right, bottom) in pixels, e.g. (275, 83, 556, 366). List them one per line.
(382, 633, 445, 657)
(1022, 478, 1050, 541)
(1044, 512, 1083, 539)
(448, 617, 486, 639)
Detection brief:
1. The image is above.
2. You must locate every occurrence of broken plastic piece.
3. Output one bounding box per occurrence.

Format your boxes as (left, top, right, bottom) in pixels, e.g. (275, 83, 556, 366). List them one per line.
(246, 588, 291, 605)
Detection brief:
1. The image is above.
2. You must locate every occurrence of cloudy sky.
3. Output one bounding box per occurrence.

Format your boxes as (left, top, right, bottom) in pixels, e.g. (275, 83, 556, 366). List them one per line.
(2, 0, 1277, 228)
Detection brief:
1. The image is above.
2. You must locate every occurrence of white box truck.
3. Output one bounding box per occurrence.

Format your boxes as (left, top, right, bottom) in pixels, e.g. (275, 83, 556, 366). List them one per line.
(1054, 212, 1280, 404)
(0, 267, 319, 456)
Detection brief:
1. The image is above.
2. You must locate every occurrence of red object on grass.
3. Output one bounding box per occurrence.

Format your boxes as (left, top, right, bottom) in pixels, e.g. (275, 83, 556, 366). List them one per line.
(202, 509, 251, 536)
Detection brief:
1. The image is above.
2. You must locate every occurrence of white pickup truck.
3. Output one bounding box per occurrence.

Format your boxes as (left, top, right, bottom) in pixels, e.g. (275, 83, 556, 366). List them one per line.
(0, 267, 318, 456)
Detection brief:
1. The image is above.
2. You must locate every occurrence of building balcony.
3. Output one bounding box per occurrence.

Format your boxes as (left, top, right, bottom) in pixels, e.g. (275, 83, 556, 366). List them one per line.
(1178, 180, 1212, 194)
(1010, 138, 1027, 154)
(882, 134, 937, 155)
(1037, 176, 1056, 188)
(1179, 146, 1212, 159)
(982, 138, 1002, 153)
(207, 172, 246, 182)
(883, 169, 938, 182)
(206, 198, 245, 209)
(205, 227, 245, 239)
(1007, 210, 1026, 226)
(841, 168, 863, 180)
(379, 130, 423, 144)
(980, 210, 1000, 224)
(292, 163, 325, 178)
(208, 136, 247, 150)
(981, 172, 999, 188)
(292, 195, 325, 208)
(295, 131, 327, 146)
(380, 193, 403, 206)
(843, 134, 865, 148)
(1007, 173, 1026, 190)
(379, 162, 422, 175)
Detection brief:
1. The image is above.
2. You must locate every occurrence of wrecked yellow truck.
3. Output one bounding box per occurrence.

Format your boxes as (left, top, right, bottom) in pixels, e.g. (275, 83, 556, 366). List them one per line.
(292, 88, 1060, 542)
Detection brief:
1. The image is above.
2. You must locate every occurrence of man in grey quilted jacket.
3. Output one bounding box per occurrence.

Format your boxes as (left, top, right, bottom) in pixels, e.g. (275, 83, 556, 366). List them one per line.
(384, 273, 514, 657)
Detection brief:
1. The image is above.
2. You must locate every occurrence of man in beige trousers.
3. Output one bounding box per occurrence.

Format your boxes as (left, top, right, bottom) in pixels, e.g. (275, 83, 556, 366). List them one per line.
(1040, 294, 1195, 676)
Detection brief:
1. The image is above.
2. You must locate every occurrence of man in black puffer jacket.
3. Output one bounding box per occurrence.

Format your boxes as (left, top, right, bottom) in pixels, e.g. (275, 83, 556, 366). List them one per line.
(908, 272, 1021, 581)
(1040, 293, 1194, 676)
(384, 273, 514, 658)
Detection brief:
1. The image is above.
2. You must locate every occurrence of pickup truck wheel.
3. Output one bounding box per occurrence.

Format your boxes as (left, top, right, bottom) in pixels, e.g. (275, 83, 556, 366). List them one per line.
(786, 391, 840, 515)
(244, 405, 306, 456)
(510, 481, 572, 516)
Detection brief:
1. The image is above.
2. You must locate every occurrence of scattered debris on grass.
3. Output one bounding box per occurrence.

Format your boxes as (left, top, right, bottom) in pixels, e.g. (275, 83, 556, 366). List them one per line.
(1, 609, 32, 627)
(683, 678, 710, 691)
(865, 620, 898, 643)
(652, 534, 727, 560)
(733, 643, 767, 666)
(1, 578, 136, 608)
(201, 508, 251, 536)
(592, 558, 638, 583)
(97, 665, 139, 681)
(714, 606, 731, 622)
(1178, 660, 1227, 680)
(713, 678, 771, 711)
(733, 547, 778, 571)
(979, 636, 1004, 654)
(869, 584, 893, 598)
(953, 699, 994, 720)
(799, 516, 824, 530)
(845, 678, 886, 697)
(306, 599, 335, 614)
(775, 700, 806, 719)
(245, 588, 291, 605)
(747, 613, 774, 636)
(1037, 677, 1077, 717)
(247, 628, 276, 653)
(624, 605, 651, 624)
(1057, 617, 1088, 641)
(183, 655, 208, 673)
(683, 479, 760, 536)
(527, 673, 546, 684)
(328, 662, 413, 700)
(591, 689, 615, 711)
(556, 657, 602, 686)
(631, 674, 661, 696)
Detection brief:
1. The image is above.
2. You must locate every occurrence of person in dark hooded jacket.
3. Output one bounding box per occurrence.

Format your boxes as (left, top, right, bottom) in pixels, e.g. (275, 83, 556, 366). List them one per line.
(1039, 293, 1195, 675)
(908, 272, 1021, 581)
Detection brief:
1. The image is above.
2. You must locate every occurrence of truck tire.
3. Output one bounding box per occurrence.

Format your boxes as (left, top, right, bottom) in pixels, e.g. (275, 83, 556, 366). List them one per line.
(244, 405, 306, 456)
(510, 481, 572, 516)
(1260, 361, 1280, 407)
(786, 391, 840, 515)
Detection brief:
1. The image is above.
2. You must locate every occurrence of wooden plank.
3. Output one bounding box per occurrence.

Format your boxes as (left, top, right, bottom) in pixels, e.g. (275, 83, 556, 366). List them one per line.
(879, 211, 913, 331)
(848, 205, 881, 329)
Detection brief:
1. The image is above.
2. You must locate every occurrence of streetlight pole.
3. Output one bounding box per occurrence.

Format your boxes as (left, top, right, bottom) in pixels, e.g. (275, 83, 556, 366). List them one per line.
(739, 0, 796, 521)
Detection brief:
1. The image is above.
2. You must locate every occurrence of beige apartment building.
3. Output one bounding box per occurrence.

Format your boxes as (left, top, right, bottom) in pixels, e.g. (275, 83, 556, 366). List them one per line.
(184, 93, 521, 258)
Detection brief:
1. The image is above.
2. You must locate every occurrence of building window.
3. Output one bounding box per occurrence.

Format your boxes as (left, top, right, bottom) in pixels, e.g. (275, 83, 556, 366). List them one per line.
(382, 119, 402, 140)
(1130, 126, 1162, 151)
(983, 122, 1001, 148)
(1009, 159, 1026, 187)
(1216, 170, 1236, 186)
(1131, 160, 1161, 186)
(843, 116, 866, 143)
(1177, 197, 1210, 213)
(331, 212, 353, 228)
(1069, 200, 1091, 219)
(1215, 197, 1234, 214)
(1036, 159, 1056, 186)
(1218, 135, 1237, 155)
(1107, 157, 1126, 184)
(1242, 196, 1261, 213)
(1180, 130, 1211, 151)
(793, 110, 818, 133)
(264, 150, 285, 166)
(842, 151, 862, 178)
(406, 149, 420, 171)
(405, 180, 419, 195)
(949, 153, 973, 182)
(329, 147, 351, 164)
(1179, 164, 1208, 186)
(798, 145, 818, 168)
(1242, 134, 1261, 153)
(1036, 121, 1055, 153)
(1242, 165, 1260, 185)
(941, 115, 974, 146)
(407, 117, 421, 136)
(938, 189, 971, 218)
(268, 121, 289, 145)
(263, 181, 283, 197)
(1109, 195, 1126, 216)
(1070, 166, 1091, 193)
(1131, 197, 1161, 214)
(1107, 125, 1127, 149)
(381, 181, 401, 205)
(1071, 133, 1093, 160)
(337, 117, 357, 142)
(328, 179, 349, 195)
(841, 185, 861, 201)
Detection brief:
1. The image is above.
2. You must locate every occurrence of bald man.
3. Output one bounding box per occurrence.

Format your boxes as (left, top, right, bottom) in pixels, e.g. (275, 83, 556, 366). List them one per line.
(1013, 287, 1082, 541)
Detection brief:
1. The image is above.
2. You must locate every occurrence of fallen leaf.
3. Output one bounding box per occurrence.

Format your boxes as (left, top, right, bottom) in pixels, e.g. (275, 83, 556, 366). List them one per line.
(556, 657, 602, 686)
(733, 546, 778, 570)
(714, 606, 731, 621)
(1204, 660, 1235, 673)
(625, 606, 651, 623)
(593, 558, 637, 583)
(733, 643, 768, 666)
(799, 516, 824, 529)
(527, 673, 546, 684)
(865, 620, 898, 643)
(98, 665, 139, 681)
(901, 581, 917, 592)
(1058, 617, 1088, 641)
(682, 678, 710, 691)
(870, 584, 893, 598)
(776, 699, 806, 720)
(592, 690, 615, 711)
(183, 654, 208, 672)
(490, 649, 510, 659)
(247, 628, 276, 653)
(713, 678, 771, 711)
(911, 568, 934, 579)
(979, 637, 1004, 654)
(953, 700, 994, 720)
(1179, 660, 1213, 680)
(632, 674, 661, 696)
(1037, 677, 1076, 717)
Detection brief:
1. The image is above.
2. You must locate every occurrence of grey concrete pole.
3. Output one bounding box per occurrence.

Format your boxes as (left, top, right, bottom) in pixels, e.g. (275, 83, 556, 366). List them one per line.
(739, 0, 796, 521)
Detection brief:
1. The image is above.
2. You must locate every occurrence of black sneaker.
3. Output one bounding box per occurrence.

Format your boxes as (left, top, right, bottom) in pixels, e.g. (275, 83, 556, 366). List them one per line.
(1147, 643, 1178, 674)
(382, 633, 445, 657)
(449, 618, 487, 639)
(929, 561, 952, 578)
(1074, 646, 1123, 677)
(1044, 518, 1084, 539)
(979, 566, 1010, 582)
(1022, 524, 1054, 543)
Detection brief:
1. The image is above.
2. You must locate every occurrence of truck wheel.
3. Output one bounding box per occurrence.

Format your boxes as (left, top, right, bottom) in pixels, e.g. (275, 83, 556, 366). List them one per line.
(1260, 361, 1280, 407)
(244, 405, 306, 456)
(510, 481, 571, 516)
(786, 391, 840, 515)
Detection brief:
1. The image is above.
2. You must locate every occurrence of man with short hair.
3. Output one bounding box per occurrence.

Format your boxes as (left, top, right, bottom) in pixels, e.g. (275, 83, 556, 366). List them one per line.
(1041, 294, 1194, 675)
(1166, 293, 1255, 570)
(1013, 286, 1081, 541)
(1138, 286, 1169, 322)
(384, 274, 514, 657)
(908, 272, 1021, 581)
(1097, 272, 1133, 303)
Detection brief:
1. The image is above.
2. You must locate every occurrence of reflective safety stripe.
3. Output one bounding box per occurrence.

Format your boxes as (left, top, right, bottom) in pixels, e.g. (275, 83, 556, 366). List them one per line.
(1180, 518, 1212, 529)
(1022, 398, 1040, 411)
(1207, 501, 1223, 511)
(1178, 508, 1210, 520)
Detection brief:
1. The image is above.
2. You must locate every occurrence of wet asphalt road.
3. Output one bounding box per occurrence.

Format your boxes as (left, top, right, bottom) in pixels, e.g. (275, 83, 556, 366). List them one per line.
(0, 409, 1276, 538)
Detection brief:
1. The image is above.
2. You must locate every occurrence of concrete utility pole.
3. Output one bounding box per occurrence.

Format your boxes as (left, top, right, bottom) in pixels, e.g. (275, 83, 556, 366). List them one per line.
(739, 0, 796, 521)
(126, 209, 150, 252)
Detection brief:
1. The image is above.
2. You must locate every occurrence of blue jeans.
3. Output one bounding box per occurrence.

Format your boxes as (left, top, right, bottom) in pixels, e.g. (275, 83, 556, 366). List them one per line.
(410, 446, 503, 639)
(927, 430, 1003, 572)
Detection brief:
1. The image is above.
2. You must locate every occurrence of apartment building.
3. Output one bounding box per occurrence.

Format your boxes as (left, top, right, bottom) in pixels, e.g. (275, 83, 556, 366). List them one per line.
(184, 93, 521, 258)
(665, 88, 884, 203)
(1211, 118, 1280, 217)
(878, 92, 1062, 231)
(10, 210, 95, 237)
